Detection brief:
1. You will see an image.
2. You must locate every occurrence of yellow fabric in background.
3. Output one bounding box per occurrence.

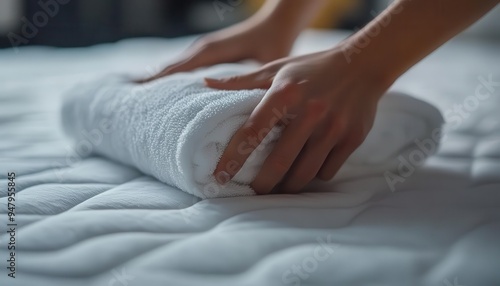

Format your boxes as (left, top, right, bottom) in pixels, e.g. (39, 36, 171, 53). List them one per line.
(246, 0, 361, 29)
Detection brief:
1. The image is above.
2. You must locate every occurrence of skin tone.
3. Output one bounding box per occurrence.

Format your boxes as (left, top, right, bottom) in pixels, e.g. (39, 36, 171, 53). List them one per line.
(140, 0, 325, 82)
(141, 0, 499, 194)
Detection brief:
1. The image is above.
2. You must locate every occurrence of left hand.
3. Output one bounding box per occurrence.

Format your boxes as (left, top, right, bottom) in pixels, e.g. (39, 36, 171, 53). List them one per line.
(207, 47, 394, 194)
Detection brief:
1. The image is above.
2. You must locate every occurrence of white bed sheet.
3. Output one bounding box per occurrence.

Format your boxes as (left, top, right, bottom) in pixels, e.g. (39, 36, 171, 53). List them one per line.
(0, 30, 499, 286)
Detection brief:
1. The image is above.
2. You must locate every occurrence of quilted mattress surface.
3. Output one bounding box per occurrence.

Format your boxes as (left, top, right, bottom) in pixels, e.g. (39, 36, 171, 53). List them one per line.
(0, 30, 499, 286)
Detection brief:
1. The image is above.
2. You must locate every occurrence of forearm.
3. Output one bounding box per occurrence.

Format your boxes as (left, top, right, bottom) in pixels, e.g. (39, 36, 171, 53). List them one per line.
(252, 0, 326, 39)
(343, 0, 498, 86)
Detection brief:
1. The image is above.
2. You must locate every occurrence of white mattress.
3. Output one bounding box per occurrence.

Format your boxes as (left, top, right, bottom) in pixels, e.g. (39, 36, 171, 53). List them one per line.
(0, 30, 499, 286)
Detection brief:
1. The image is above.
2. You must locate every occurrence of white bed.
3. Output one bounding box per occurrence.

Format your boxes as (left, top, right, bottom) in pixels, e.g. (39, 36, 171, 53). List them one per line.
(0, 30, 499, 286)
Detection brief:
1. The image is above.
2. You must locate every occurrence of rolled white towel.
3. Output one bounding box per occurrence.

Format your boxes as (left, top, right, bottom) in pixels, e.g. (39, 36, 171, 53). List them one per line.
(61, 64, 443, 199)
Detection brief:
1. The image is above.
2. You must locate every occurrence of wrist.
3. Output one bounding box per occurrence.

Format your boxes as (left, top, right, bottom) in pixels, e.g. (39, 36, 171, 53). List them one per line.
(332, 0, 414, 92)
(329, 41, 397, 100)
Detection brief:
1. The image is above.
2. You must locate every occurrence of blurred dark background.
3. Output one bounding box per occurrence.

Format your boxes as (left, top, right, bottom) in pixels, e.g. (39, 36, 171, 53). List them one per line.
(0, 0, 498, 49)
(0, 0, 384, 48)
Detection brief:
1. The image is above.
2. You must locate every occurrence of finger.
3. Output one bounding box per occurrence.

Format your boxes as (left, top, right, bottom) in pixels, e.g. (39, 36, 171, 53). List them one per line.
(204, 71, 270, 90)
(212, 81, 299, 187)
(278, 121, 339, 193)
(137, 61, 194, 84)
(204, 70, 272, 90)
(141, 45, 225, 82)
(251, 100, 327, 195)
(316, 132, 366, 181)
(144, 55, 209, 82)
(162, 50, 219, 75)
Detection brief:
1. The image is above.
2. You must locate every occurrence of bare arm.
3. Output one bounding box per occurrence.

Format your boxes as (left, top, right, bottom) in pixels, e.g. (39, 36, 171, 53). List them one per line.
(345, 0, 499, 82)
(254, 0, 326, 42)
(143, 0, 325, 82)
(209, 0, 499, 194)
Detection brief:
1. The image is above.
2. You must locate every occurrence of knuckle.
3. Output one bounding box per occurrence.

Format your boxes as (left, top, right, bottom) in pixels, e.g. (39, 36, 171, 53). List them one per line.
(274, 82, 302, 107)
(333, 116, 349, 133)
(306, 99, 329, 119)
(276, 79, 301, 95)
(281, 79, 300, 90)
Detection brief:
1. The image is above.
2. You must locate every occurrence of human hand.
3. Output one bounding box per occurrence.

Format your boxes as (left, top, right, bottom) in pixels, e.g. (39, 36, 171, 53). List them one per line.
(207, 47, 395, 194)
(138, 16, 294, 83)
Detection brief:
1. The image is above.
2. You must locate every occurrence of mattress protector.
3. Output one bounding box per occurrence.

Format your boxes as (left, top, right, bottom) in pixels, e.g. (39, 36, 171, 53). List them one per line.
(0, 30, 499, 286)
(60, 69, 443, 198)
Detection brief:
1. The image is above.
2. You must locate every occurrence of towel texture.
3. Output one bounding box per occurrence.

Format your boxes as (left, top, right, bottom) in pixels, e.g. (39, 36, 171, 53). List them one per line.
(62, 64, 443, 198)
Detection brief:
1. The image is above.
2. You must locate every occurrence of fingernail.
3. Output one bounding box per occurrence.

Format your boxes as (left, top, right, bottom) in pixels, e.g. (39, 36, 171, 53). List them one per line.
(215, 171, 231, 185)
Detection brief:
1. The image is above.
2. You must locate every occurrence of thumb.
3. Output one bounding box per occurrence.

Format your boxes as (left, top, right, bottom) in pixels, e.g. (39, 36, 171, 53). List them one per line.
(140, 45, 222, 83)
(140, 56, 204, 83)
(204, 72, 271, 90)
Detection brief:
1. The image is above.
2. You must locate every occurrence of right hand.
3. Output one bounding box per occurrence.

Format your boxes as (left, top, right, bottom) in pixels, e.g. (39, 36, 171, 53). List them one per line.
(139, 16, 296, 83)
(206, 47, 392, 194)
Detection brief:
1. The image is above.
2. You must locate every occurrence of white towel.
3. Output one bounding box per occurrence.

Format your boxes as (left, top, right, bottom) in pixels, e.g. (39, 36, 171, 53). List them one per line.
(61, 64, 443, 199)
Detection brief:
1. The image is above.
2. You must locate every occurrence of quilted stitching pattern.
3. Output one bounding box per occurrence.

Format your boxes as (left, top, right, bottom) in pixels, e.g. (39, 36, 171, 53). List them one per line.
(0, 31, 499, 286)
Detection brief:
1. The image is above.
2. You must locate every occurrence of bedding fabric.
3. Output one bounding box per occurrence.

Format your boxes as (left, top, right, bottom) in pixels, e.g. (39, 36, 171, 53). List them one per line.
(61, 67, 443, 199)
(0, 30, 499, 286)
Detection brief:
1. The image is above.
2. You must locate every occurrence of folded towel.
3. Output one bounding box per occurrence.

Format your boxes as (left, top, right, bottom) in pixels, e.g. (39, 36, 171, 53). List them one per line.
(62, 64, 443, 198)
